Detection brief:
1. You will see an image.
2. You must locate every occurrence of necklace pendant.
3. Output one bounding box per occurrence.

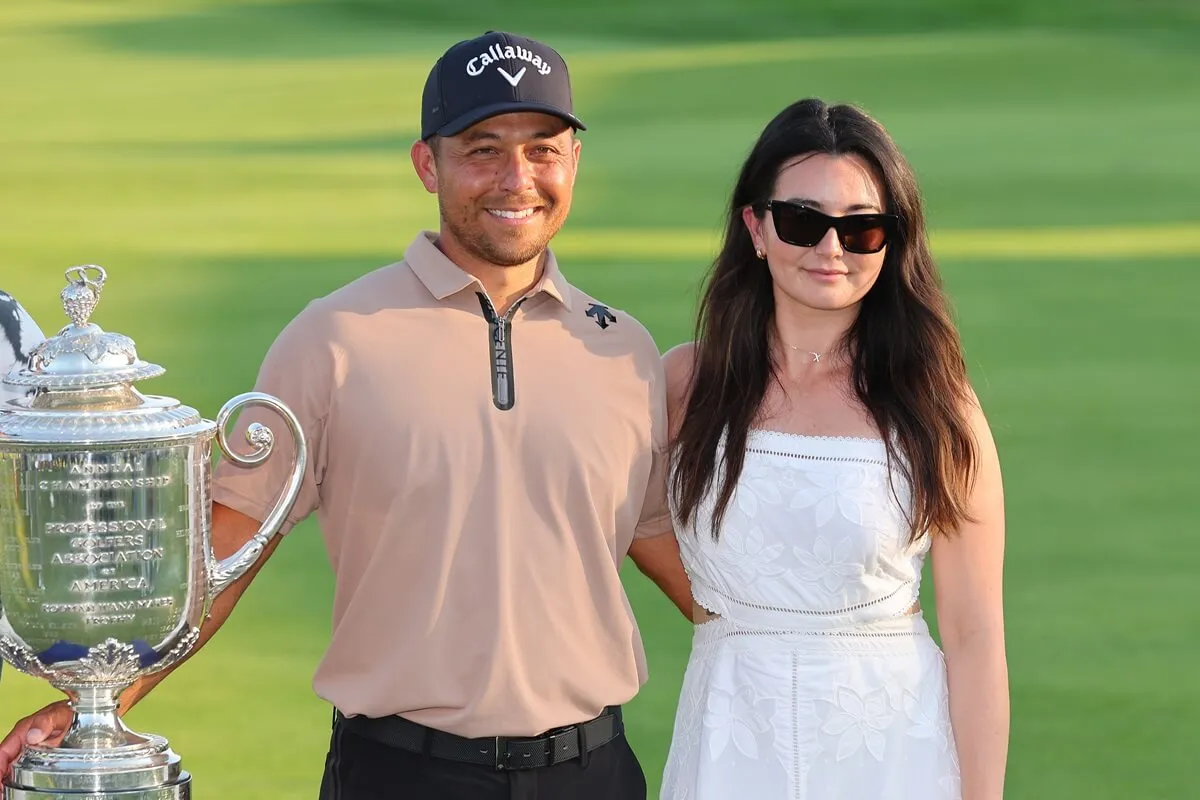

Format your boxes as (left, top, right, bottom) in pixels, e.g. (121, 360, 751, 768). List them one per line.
(811, 352, 821, 363)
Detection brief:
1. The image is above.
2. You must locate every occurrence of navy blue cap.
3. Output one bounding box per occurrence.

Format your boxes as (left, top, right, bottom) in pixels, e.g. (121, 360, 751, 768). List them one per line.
(421, 31, 586, 140)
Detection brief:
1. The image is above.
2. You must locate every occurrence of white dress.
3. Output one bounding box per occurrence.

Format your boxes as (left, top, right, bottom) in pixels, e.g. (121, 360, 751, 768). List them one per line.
(661, 430, 961, 800)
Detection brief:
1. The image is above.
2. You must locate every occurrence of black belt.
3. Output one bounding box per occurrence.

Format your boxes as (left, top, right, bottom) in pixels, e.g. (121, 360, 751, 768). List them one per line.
(335, 706, 622, 771)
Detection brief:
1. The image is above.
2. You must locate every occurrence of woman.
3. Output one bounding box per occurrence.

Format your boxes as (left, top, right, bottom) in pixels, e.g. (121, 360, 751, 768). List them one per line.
(0, 290, 43, 404)
(660, 99, 1008, 799)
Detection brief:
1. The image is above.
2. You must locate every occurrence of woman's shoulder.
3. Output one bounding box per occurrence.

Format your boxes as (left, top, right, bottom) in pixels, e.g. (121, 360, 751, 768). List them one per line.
(662, 340, 697, 388)
(662, 341, 698, 426)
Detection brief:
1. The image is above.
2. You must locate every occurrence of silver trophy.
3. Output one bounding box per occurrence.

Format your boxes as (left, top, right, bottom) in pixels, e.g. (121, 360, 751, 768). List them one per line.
(0, 266, 306, 799)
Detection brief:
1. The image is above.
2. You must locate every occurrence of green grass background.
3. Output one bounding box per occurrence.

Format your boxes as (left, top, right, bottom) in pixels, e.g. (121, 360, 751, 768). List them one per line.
(1, 1, 1198, 797)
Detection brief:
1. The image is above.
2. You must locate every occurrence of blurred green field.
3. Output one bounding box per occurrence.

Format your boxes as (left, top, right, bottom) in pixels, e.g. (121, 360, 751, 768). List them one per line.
(1, 1, 1198, 797)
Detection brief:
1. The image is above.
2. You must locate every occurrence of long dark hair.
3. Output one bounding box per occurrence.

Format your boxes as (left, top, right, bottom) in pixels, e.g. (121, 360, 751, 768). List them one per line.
(671, 98, 977, 542)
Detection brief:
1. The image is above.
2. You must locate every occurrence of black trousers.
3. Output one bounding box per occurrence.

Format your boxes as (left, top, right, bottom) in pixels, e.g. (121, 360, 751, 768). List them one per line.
(318, 715, 648, 800)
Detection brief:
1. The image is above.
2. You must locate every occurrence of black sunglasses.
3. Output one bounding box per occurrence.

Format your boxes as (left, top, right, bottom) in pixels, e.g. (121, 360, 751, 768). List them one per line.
(760, 200, 899, 254)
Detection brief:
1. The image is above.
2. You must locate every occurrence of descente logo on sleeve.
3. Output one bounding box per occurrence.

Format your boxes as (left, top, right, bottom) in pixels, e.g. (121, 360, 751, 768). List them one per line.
(467, 44, 553, 80)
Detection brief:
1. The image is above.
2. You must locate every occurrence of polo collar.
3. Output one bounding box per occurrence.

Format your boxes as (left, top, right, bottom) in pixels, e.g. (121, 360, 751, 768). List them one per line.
(405, 232, 573, 311)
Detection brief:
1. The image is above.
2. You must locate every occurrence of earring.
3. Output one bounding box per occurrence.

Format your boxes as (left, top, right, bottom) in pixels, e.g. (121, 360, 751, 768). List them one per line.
(755, 248, 765, 260)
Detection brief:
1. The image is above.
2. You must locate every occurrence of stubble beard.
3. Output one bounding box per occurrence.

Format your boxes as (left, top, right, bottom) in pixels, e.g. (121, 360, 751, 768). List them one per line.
(439, 195, 566, 268)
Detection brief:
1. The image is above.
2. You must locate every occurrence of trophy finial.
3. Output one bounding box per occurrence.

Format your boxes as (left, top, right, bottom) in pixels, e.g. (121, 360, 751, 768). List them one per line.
(5, 262, 165, 391)
(61, 264, 107, 328)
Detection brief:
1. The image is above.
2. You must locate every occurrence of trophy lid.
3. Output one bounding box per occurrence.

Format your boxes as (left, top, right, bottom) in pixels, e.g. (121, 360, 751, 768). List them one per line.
(3, 265, 165, 392)
(0, 265, 215, 445)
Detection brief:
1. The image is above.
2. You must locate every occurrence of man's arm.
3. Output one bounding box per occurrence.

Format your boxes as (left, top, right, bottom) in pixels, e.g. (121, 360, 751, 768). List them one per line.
(628, 533, 692, 621)
(121, 503, 280, 709)
(0, 502, 275, 777)
(626, 340, 701, 623)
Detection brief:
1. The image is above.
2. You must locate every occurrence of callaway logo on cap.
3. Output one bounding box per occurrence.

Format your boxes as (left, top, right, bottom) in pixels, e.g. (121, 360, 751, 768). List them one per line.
(421, 31, 587, 140)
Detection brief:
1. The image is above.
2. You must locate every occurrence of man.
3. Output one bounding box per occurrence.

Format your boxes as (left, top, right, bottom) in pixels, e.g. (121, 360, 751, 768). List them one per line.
(0, 32, 692, 800)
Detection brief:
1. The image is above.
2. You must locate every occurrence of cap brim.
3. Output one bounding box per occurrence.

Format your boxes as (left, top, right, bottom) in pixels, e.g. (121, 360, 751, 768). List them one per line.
(428, 102, 586, 139)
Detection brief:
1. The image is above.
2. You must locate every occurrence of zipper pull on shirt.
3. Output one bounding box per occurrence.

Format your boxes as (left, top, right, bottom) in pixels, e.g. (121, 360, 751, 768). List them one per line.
(476, 292, 529, 411)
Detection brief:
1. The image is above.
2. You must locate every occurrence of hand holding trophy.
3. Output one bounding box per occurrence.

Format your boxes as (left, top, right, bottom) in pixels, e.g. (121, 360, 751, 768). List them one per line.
(0, 266, 305, 799)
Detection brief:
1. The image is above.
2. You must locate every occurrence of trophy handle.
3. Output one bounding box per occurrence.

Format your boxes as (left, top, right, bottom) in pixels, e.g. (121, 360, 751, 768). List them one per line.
(208, 391, 307, 596)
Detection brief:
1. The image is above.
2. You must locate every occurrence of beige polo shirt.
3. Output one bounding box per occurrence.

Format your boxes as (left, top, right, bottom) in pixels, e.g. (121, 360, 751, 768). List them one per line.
(211, 232, 671, 738)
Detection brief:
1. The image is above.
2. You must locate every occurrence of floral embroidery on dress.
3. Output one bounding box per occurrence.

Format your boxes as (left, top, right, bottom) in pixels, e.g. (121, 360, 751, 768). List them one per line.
(790, 463, 877, 527)
(718, 525, 786, 583)
(902, 659, 952, 753)
(734, 474, 785, 517)
(704, 683, 777, 760)
(820, 685, 896, 762)
(793, 536, 864, 594)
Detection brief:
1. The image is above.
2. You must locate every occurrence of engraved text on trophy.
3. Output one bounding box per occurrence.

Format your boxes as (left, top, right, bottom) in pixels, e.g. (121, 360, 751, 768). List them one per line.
(0, 445, 193, 661)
